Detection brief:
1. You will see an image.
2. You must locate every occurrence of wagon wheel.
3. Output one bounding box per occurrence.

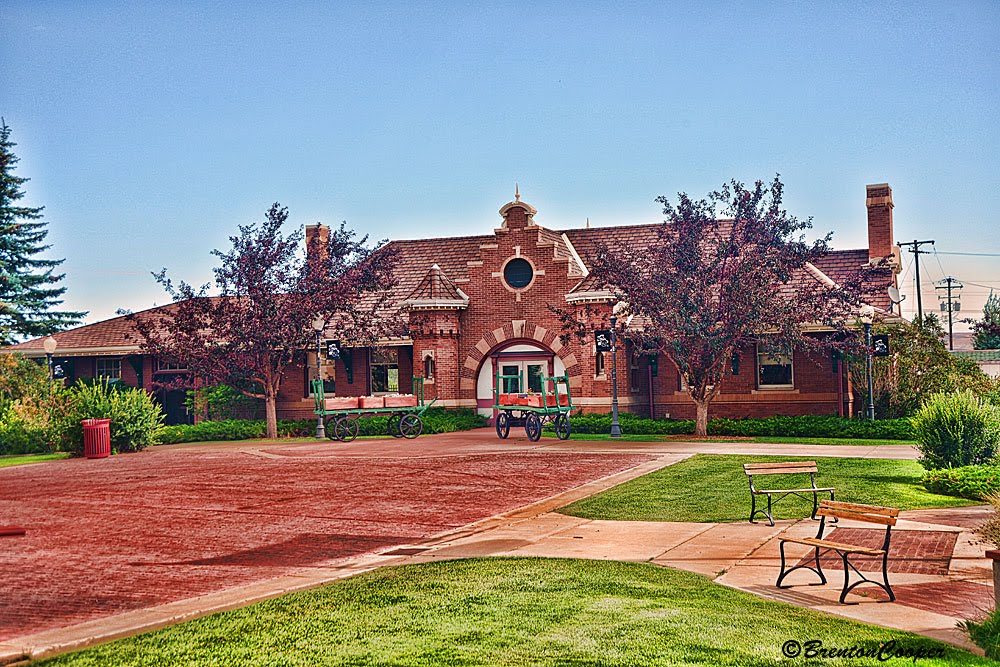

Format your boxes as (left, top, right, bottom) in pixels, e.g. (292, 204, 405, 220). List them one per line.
(495, 411, 510, 439)
(334, 417, 359, 442)
(387, 413, 404, 438)
(554, 414, 571, 441)
(524, 413, 542, 442)
(324, 416, 339, 440)
(399, 414, 423, 439)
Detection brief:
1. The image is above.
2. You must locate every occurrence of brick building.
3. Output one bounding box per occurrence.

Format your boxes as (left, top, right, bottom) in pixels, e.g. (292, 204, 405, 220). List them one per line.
(3, 184, 899, 425)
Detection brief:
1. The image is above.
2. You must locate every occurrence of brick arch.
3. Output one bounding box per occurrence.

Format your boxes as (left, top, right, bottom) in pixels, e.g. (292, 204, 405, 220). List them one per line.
(458, 320, 582, 395)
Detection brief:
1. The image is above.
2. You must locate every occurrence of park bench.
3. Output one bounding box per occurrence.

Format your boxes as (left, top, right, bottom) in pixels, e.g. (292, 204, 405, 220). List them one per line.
(744, 461, 835, 526)
(776, 499, 898, 604)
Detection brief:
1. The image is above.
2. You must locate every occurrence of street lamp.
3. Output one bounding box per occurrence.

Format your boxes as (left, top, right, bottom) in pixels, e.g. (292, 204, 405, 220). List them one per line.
(311, 316, 326, 439)
(609, 306, 626, 438)
(859, 305, 876, 421)
(43, 335, 57, 381)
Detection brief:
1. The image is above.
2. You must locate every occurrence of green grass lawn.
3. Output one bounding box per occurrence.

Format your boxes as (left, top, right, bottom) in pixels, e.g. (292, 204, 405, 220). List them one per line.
(36, 558, 984, 666)
(0, 452, 70, 467)
(545, 433, 914, 446)
(559, 454, 977, 523)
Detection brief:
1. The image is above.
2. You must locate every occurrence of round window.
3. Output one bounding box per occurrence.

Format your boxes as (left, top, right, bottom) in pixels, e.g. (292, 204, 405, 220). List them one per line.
(503, 258, 534, 289)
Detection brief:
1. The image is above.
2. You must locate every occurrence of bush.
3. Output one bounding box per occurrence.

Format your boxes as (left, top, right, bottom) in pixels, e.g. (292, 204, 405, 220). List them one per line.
(961, 600, 1000, 658)
(185, 384, 263, 421)
(912, 390, 1000, 469)
(65, 380, 165, 454)
(566, 412, 914, 440)
(921, 465, 1000, 500)
(156, 408, 487, 444)
(0, 353, 70, 454)
(0, 400, 56, 455)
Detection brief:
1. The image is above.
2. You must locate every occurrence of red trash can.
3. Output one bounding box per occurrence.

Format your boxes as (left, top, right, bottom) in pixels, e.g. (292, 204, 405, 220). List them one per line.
(81, 419, 111, 459)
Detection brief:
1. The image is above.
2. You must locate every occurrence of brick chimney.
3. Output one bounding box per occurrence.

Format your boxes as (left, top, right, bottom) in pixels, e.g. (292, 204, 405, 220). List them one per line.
(865, 183, 900, 268)
(305, 223, 330, 264)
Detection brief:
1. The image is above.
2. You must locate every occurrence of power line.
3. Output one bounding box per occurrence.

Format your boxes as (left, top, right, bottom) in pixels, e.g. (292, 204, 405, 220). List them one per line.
(934, 251, 1000, 257)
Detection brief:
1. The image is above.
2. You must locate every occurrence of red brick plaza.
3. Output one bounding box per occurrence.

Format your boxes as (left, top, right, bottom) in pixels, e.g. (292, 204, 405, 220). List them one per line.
(0, 433, 650, 642)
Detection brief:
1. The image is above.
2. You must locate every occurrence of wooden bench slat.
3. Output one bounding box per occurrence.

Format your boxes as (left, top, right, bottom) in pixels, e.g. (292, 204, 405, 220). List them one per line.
(746, 470, 819, 478)
(817, 509, 898, 526)
(819, 500, 899, 516)
(781, 536, 886, 556)
(744, 461, 818, 470)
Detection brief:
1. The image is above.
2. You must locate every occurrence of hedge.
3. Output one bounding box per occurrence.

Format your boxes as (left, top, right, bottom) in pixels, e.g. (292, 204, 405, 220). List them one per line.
(156, 408, 486, 445)
(922, 465, 1000, 501)
(567, 413, 915, 440)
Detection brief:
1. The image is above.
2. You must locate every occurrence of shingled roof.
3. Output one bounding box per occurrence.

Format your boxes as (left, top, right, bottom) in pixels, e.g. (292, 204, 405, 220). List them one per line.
(402, 264, 469, 309)
(3, 217, 892, 354)
(2, 305, 164, 356)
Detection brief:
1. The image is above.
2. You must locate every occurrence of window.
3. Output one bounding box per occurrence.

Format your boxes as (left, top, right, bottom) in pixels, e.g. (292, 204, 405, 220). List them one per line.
(594, 349, 606, 377)
(630, 354, 640, 393)
(307, 351, 336, 397)
(757, 347, 793, 388)
(155, 359, 186, 372)
(370, 347, 399, 394)
(423, 354, 435, 382)
(503, 258, 534, 289)
(96, 358, 122, 381)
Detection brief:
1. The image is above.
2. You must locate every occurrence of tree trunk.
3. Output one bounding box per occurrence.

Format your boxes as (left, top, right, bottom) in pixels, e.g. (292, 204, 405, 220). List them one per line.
(694, 399, 710, 437)
(264, 391, 278, 439)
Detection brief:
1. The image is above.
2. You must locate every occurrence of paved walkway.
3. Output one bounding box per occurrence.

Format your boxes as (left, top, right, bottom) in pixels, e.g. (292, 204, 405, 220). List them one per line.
(0, 429, 990, 662)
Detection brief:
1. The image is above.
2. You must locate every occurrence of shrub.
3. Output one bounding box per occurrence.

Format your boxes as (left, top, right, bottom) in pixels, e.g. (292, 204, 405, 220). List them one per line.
(912, 390, 1000, 469)
(65, 380, 165, 454)
(0, 400, 55, 455)
(962, 609, 1000, 659)
(185, 384, 263, 421)
(921, 465, 1000, 500)
(156, 408, 487, 445)
(0, 353, 77, 455)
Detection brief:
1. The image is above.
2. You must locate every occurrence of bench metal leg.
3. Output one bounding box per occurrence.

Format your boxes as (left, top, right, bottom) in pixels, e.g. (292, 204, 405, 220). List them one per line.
(837, 552, 894, 604)
(749, 493, 775, 526)
(776, 541, 827, 589)
(809, 490, 837, 522)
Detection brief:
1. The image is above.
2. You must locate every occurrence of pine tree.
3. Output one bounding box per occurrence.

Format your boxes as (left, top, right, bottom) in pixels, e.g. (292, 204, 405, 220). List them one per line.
(0, 120, 84, 344)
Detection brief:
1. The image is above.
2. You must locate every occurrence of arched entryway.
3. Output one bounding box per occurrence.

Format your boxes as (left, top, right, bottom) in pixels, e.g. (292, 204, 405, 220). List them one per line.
(475, 340, 567, 419)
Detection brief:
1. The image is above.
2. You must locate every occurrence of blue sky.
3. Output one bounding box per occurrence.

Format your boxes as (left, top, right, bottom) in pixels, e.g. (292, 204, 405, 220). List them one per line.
(2, 1, 998, 325)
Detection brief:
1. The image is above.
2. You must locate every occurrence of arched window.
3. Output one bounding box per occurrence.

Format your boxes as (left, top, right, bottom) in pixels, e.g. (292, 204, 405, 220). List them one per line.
(424, 354, 435, 381)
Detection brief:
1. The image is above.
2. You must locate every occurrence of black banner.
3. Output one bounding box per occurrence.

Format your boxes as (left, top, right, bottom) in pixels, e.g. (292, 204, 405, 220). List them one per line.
(872, 334, 890, 357)
(595, 330, 612, 352)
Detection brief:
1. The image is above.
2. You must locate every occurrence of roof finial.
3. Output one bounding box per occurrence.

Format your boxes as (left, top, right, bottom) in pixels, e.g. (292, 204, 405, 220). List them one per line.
(515, 183, 520, 201)
(586, 217, 590, 229)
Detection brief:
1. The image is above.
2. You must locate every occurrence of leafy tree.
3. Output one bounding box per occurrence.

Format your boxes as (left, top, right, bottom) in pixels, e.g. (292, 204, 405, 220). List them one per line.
(854, 314, 996, 418)
(0, 120, 84, 344)
(969, 292, 1000, 350)
(565, 176, 880, 436)
(129, 203, 396, 438)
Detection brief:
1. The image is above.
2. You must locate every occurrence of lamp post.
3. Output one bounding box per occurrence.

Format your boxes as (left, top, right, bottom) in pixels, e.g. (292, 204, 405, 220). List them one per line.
(311, 316, 326, 439)
(609, 314, 622, 438)
(43, 335, 57, 381)
(859, 305, 876, 421)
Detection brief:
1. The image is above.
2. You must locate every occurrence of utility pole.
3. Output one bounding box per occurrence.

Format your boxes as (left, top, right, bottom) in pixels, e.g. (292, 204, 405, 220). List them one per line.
(897, 239, 935, 321)
(934, 276, 963, 350)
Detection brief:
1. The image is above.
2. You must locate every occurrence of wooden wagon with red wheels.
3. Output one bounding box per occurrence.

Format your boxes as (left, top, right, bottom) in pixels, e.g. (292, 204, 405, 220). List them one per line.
(311, 376, 437, 442)
(493, 370, 574, 442)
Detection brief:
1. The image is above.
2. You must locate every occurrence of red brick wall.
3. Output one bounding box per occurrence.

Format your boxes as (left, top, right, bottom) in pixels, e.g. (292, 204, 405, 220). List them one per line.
(271, 200, 850, 422)
(866, 183, 894, 263)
